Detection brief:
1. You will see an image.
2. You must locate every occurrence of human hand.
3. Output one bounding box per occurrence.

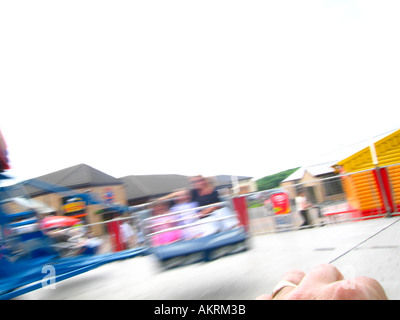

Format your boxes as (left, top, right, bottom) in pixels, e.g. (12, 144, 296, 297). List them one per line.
(199, 206, 219, 218)
(256, 264, 388, 300)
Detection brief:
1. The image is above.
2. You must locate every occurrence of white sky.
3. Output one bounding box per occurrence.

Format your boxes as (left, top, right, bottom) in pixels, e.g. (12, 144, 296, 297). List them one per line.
(1, 0, 399, 181)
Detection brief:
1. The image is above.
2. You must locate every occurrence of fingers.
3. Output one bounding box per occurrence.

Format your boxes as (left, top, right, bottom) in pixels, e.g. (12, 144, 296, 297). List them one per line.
(299, 264, 344, 287)
(257, 264, 388, 300)
(256, 269, 306, 300)
(355, 276, 388, 300)
(330, 276, 389, 300)
(257, 265, 344, 300)
(281, 269, 306, 286)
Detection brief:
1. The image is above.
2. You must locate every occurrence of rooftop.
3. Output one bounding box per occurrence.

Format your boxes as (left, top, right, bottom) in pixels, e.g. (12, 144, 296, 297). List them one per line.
(281, 161, 337, 183)
(22, 163, 123, 197)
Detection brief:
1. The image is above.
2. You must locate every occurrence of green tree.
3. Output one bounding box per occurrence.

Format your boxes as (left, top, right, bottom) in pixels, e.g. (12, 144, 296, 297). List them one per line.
(256, 167, 299, 191)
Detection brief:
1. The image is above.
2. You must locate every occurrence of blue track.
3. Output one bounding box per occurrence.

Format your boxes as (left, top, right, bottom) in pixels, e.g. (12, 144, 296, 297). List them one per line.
(0, 247, 148, 300)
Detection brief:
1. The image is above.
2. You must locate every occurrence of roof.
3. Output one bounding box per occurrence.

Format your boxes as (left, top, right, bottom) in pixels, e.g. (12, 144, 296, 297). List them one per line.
(313, 129, 399, 166)
(282, 129, 400, 182)
(121, 174, 253, 201)
(121, 174, 191, 201)
(281, 162, 336, 183)
(23, 163, 123, 196)
(335, 128, 400, 172)
(281, 167, 306, 183)
(307, 161, 336, 176)
(213, 175, 253, 188)
(17, 162, 253, 201)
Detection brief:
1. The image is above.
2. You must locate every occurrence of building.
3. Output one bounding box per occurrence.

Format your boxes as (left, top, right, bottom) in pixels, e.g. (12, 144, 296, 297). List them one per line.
(6, 161, 256, 235)
(20, 163, 128, 235)
(213, 175, 256, 195)
(121, 174, 191, 205)
(280, 161, 346, 204)
(333, 128, 400, 217)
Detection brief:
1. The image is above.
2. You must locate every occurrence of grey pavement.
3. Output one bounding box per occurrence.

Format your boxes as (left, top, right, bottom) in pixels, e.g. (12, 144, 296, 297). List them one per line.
(16, 216, 400, 300)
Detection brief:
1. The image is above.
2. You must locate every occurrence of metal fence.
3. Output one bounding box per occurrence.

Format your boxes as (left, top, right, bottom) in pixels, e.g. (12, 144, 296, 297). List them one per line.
(2, 163, 400, 260)
(245, 163, 400, 235)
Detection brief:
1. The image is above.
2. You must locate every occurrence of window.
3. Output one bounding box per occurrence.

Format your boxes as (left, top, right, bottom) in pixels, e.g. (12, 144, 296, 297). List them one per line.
(323, 176, 344, 196)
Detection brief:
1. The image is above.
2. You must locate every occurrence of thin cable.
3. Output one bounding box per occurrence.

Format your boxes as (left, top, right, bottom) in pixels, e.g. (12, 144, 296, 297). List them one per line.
(329, 216, 400, 264)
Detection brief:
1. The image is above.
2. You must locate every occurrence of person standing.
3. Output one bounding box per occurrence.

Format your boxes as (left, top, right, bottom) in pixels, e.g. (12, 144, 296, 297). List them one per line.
(295, 191, 312, 228)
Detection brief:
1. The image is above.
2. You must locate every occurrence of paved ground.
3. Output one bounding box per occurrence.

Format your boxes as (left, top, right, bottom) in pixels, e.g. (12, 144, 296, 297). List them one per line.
(16, 216, 400, 300)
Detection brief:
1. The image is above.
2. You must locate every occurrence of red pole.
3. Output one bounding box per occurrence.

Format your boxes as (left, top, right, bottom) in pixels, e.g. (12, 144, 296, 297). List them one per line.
(378, 167, 395, 214)
(372, 168, 393, 216)
(107, 220, 125, 252)
(232, 196, 249, 233)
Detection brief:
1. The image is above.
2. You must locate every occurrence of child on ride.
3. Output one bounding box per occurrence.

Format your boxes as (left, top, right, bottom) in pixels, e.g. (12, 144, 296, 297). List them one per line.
(170, 189, 201, 240)
(150, 201, 181, 246)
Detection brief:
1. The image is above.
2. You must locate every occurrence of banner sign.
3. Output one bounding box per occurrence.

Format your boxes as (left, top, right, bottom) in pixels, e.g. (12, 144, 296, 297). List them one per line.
(61, 196, 87, 216)
(271, 192, 291, 215)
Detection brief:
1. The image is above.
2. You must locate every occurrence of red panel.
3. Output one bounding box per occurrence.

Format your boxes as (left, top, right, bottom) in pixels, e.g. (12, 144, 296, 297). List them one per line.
(379, 167, 395, 213)
(232, 196, 249, 232)
(107, 220, 125, 252)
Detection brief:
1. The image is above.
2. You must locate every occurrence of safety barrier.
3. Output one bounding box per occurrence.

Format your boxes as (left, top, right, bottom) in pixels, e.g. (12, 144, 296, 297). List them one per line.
(3, 163, 399, 259)
(141, 201, 240, 245)
(133, 200, 248, 269)
(1, 200, 241, 260)
(244, 163, 400, 234)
